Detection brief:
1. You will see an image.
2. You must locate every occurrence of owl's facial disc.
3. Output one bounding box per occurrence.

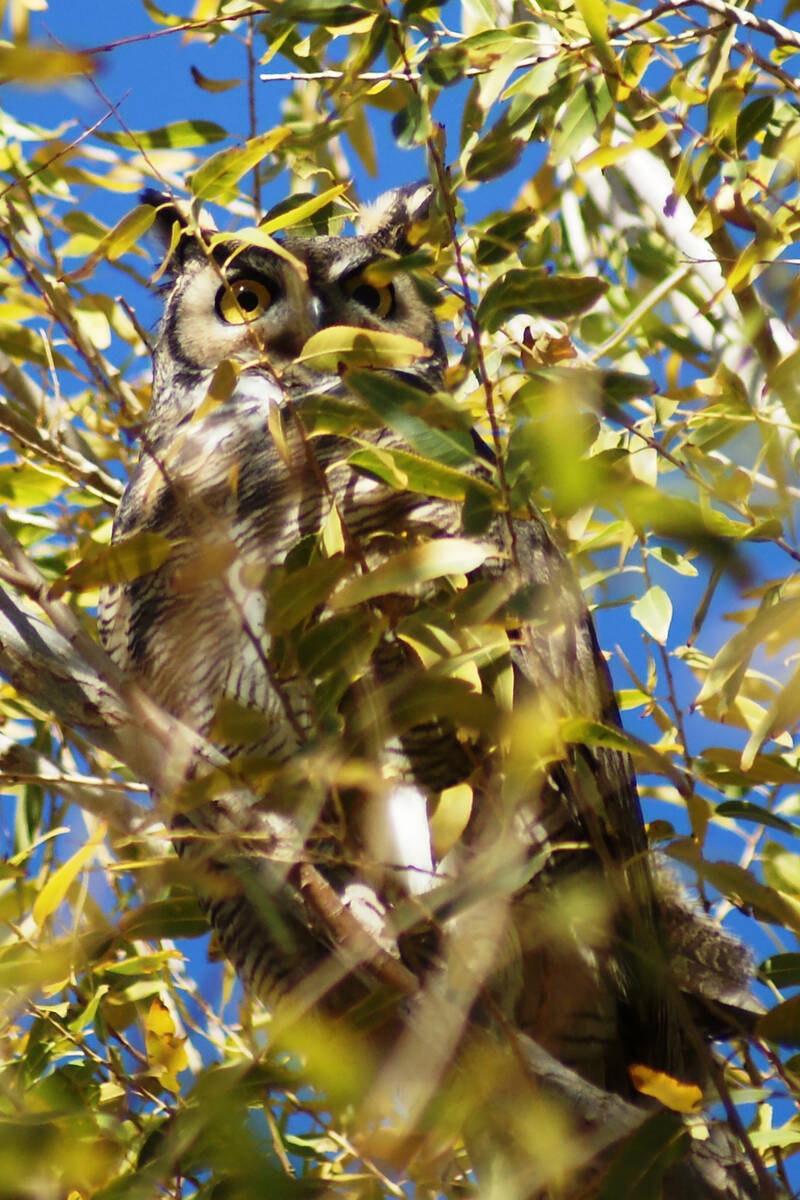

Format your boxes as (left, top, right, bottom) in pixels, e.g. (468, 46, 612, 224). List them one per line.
(168, 251, 313, 373)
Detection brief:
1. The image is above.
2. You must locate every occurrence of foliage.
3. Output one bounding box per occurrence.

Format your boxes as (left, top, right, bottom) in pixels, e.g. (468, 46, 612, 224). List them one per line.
(2, 0, 800, 1196)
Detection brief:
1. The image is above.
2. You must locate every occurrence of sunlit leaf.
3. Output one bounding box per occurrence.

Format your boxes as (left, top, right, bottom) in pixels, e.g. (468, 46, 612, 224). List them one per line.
(259, 184, 348, 234)
(330, 538, 488, 609)
(266, 554, 352, 634)
(32, 823, 106, 927)
(145, 997, 188, 1094)
(189, 128, 290, 201)
(50, 532, 173, 597)
(298, 325, 431, 370)
(97, 120, 227, 149)
(629, 1065, 703, 1113)
(476, 270, 608, 330)
(0, 45, 95, 85)
(630, 586, 672, 644)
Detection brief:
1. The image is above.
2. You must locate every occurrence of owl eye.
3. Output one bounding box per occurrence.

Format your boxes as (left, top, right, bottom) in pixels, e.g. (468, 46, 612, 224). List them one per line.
(343, 273, 396, 319)
(216, 278, 273, 325)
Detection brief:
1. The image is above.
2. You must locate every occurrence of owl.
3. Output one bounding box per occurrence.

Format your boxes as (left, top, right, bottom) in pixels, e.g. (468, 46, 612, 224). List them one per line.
(98, 185, 760, 1196)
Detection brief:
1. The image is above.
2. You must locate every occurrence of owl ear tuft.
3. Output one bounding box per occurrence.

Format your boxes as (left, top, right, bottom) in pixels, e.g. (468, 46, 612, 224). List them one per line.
(357, 182, 437, 251)
(140, 189, 217, 270)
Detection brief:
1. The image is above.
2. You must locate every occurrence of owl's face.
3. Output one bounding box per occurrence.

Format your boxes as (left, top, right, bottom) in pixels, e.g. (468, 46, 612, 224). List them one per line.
(144, 185, 446, 424)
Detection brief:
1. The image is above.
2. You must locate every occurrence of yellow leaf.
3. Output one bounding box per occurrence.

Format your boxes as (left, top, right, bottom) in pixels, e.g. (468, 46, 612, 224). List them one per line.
(145, 998, 188, 1095)
(0, 44, 94, 85)
(575, 0, 607, 44)
(33, 823, 107, 927)
(298, 325, 431, 372)
(629, 1064, 703, 1113)
(331, 538, 487, 609)
(259, 184, 349, 235)
(193, 358, 240, 420)
(430, 784, 473, 858)
(51, 532, 173, 597)
(189, 128, 290, 202)
(576, 126, 667, 172)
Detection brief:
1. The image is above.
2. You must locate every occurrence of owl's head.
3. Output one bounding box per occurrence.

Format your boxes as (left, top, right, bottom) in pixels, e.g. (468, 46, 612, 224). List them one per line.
(141, 184, 446, 416)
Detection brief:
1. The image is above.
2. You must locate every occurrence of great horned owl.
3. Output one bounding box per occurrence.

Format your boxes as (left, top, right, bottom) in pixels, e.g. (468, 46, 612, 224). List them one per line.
(98, 185, 759, 1194)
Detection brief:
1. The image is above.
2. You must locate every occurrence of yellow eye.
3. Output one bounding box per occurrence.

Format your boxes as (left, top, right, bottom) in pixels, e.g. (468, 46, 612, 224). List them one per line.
(343, 273, 395, 319)
(217, 278, 273, 325)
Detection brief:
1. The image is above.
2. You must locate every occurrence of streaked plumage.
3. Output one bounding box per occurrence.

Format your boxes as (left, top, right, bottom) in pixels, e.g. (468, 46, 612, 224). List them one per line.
(98, 185, 761, 1196)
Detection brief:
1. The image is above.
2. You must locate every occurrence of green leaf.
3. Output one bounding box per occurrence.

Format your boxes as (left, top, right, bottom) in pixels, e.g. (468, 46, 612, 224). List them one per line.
(392, 93, 432, 147)
(380, 676, 498, 737)
(736, 95, 774, 151)
(465, 122, 524, 183)
(274, 0, 370, 22)
(700, 747, 800, 786)
(331, 538, 488, 610)
(189, 66, 242, 93)
(51, 532, 173, 597)
(296, 611, 383, 678)
(667, 842, 800, 929)
(560, 717, 689, 794)
(630, 586, 672, 644)
(476, 270, 608, 330)
(742, 658, 800, 770)
(475, 210, 537, 266)
(70, 204, 156, 277)
(97, 120, 227, 149)
(189, 129, 290, 202)
(550, 77, 612, 160)
(345, 369, 474, 467)
(716, 800, 797, 835)
(348, 442, 498, 509)
(597, 1109, 688, 1200)
(259, 184, 348, 234)
(757, 993, 800, 1047)
(266, 555, 352, 634)
(760, 953, 800, 988)
(422, 42, 468, 87)
(33, 824, 106, 927)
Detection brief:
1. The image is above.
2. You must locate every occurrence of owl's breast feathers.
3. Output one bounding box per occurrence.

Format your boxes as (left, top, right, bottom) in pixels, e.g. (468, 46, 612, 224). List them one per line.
(100, 368, 685, 1041)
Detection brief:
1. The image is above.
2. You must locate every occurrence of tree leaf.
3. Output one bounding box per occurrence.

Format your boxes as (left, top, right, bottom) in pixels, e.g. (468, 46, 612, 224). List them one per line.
(596, 1109, 688, 1200)
(476, 270, 608, 330)
(330, 538, 488, 609)
(0, 45, 95, 84)
(297, 325, 431, 370)
(630, 586, 672, 644)
(33, 823, 107, 927)
(145, 998, 188, 1094)
(757, 993, 800, 1047)
(628, 1065, 703, 1114)
(189, 65, 242, 93)
(259, 184, 348, 234)
(715, 800, 797, 834)
(189, 129, 290, 201)
(97, 120, 227, 149)
(51, 532, 173, 597)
